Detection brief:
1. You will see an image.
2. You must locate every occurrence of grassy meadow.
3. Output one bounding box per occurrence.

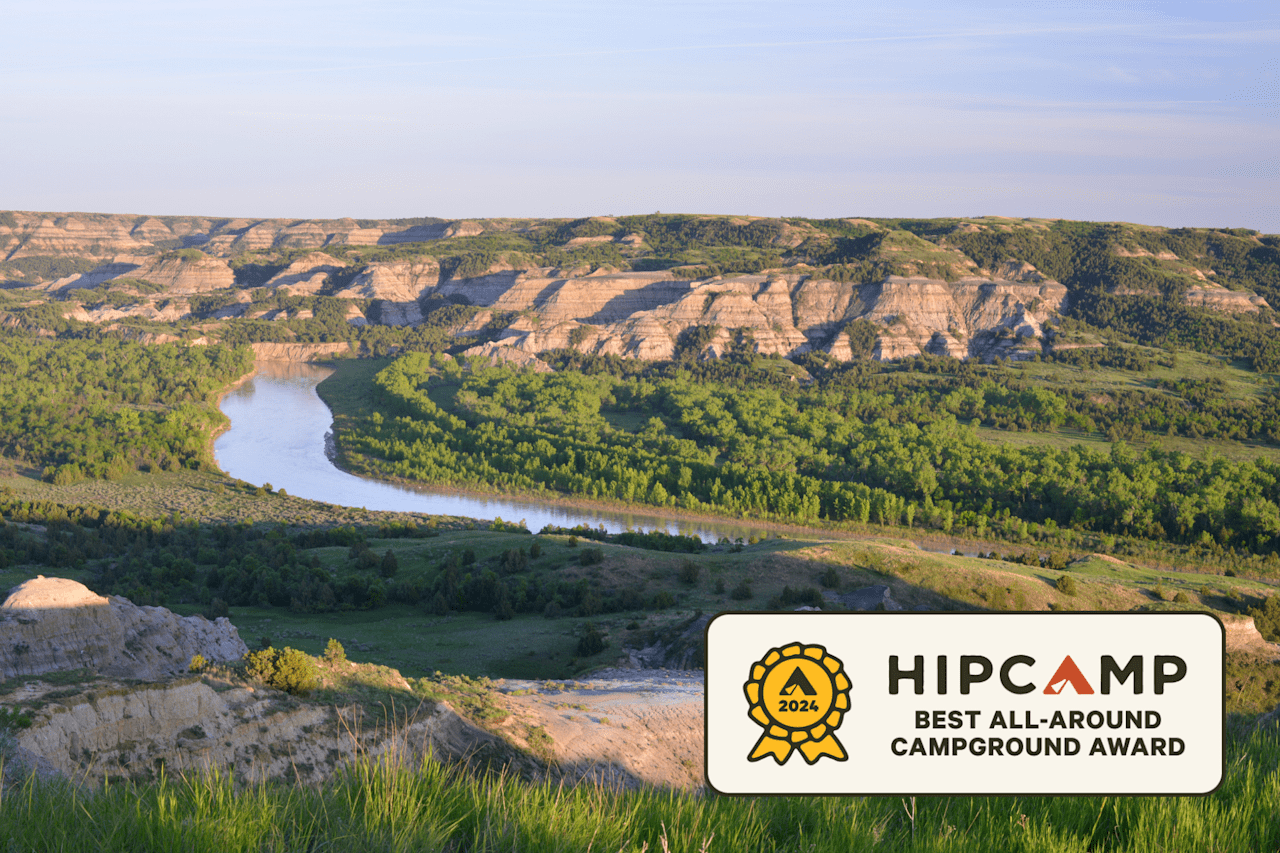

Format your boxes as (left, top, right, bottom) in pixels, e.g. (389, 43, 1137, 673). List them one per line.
(3, 720, 1280, 852)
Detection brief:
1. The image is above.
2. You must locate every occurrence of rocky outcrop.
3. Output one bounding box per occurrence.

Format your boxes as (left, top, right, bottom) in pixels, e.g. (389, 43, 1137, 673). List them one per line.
(249, 341, 353, 361)
(14, 676, 507, 785)
(264, 252, 347, 294)
(460, 340, 553, 372)
(63, 299, 191, 324)
(127, 255, 235, 293)
(620, 614, 710, 670)
(331, 259, 441, 303)
(460, 271, 1064, 364)
(0, 211, 462, 269)
(1223, 616, 1275, 652)
(0, 577, 247, 681)
(1184, 284, 1270, 313)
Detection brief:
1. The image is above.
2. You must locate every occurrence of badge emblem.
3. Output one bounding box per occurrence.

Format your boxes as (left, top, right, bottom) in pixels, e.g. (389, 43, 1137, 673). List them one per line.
(743, 642, 851, 764)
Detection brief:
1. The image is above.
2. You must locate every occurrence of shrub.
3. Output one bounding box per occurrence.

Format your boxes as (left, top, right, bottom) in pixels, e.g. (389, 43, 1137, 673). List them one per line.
(578, 547, 604, 567)
(1173, 591, 1190, 604)
(0, 707, 33, 730)
(500, 548, 528, 574)
(1056, 575, 1078, 597)
(577, 624, 606, 657)
(243, 647, 320, 696)
(731, 580, 753, 600)
(494, 597, 515, 621)
(820, 567, 841, 589)
(188, 654, 208, 673)
(714, 578, 726, 594)
(529, 541, 542, 559)
(380, 550, 399, 578)
(323, 638, 346, 665)
(678, 560, 700, 585)
(650, 590, 676, 610)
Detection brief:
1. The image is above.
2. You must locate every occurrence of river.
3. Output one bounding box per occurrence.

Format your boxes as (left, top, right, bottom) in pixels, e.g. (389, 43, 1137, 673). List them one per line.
(213, 361, 773, 542)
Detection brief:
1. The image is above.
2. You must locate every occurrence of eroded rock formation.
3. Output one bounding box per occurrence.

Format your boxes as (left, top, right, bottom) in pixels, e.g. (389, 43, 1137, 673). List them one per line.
(0, 576, 247, 681)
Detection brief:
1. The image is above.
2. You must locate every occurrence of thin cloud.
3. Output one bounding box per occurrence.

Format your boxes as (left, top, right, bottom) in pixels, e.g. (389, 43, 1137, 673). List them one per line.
(176, 25, 1130, 80)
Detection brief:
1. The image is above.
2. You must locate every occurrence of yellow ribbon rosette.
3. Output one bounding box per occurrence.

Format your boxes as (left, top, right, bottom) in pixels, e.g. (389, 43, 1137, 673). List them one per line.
(743, 642, 851, 765)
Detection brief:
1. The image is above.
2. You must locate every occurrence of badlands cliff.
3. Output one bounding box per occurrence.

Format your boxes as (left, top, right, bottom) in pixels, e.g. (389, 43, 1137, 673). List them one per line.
(2, 210, 1273, 365)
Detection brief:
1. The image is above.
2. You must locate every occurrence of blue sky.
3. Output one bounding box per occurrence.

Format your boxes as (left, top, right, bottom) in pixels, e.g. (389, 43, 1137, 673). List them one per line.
(3, 0, 1277, 230)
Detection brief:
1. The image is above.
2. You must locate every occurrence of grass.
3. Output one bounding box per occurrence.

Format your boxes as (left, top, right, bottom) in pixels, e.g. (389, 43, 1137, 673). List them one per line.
(4, 718, 1280, 851)
(0, 466, 454, 529)
(227, 604, 600, 680)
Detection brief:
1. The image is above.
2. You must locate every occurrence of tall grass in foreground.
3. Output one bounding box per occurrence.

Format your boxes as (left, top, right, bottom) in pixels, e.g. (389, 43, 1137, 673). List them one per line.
(3, 722, 1280, 852)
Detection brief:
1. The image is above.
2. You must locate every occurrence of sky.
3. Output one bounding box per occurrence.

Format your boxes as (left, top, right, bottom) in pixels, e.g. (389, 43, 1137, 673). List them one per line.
(2, 0, 1278, 231)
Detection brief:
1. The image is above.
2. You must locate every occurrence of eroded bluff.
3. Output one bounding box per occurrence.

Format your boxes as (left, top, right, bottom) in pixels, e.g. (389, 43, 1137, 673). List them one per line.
(0, 576, 247, 681)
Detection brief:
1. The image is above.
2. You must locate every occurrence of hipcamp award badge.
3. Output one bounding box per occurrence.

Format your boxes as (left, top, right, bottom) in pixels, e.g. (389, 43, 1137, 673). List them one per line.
(744, 643, 851, 765)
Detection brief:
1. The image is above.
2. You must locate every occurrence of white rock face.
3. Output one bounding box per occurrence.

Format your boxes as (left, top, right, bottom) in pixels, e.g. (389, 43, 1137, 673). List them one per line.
(0, 576, 248, 681)
(127, 256, 235, 293)
(16, 678, 504, 785)
(265, 252, 347, 295)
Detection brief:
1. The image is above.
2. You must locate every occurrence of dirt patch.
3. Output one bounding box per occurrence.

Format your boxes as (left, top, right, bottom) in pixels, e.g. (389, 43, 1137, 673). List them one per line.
(494, 669, 704, 789)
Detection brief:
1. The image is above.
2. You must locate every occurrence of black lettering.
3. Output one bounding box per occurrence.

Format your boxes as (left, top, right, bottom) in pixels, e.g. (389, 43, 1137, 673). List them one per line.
(948, 710, 964, 728)
(1108, 737, 1130, 755)
(910, 738, 926, 756)
(952, 737, 968, 755)
(1101, 655, 1143, 694)
(1089, 737, 1105, 755)
(1087, 711, 1104, 728)
(1152, 738, 1167, 755)
(938, 655, 947, 695)
(929, 738, 951, 756)
(1000, 655, 1036, 694)
(1069, 710, 1084, 728)
(1170, 738, 1185, 755)
(933, 711, 947, 728)
(1155, 656, 1187, 694)
(960, 655, 993, 694)
(1146, 711, 1161, 728)
(990, 711, 1007, 729)
(892, 738, 908, 755)
(890, 655, 924, 695)
(916, 711, 930, 729)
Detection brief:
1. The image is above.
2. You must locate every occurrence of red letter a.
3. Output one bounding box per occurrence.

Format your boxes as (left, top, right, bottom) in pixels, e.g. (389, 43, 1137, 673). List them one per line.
(1042, 655, 1094, 695)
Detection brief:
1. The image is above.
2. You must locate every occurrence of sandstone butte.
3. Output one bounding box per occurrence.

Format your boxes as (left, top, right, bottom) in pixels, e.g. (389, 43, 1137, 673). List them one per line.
(2, 211, 1269, 366)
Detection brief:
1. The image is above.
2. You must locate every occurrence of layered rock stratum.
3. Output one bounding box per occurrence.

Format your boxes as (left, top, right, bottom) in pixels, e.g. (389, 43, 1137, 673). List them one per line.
(2, 210, 1272, 365)
(0, 576, 247, 680)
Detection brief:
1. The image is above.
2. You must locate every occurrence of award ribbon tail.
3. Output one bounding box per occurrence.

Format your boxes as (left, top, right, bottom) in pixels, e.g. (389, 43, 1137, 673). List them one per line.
(798, 734, 846, 764)
(748, 734, 794, 764)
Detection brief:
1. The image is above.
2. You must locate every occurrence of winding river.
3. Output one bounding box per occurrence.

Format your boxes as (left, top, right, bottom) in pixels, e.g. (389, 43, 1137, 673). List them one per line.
(213, 361, 772, 542)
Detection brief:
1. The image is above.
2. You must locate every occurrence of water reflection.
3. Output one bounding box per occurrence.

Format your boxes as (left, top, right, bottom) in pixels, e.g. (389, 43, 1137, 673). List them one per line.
(214, 361, 771, 543)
